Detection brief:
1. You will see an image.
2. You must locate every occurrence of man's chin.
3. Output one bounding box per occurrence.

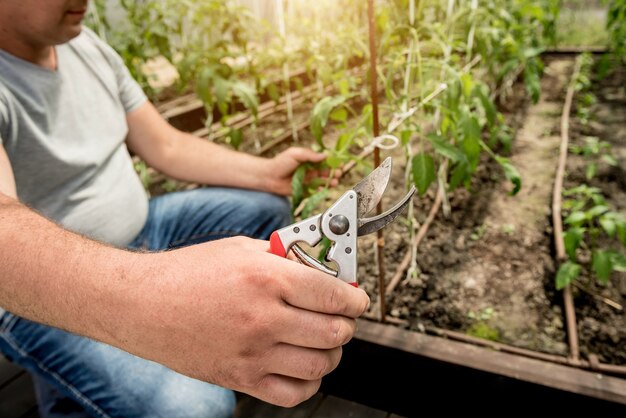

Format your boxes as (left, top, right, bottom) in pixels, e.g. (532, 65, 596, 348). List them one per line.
(56, 24, 83, 44)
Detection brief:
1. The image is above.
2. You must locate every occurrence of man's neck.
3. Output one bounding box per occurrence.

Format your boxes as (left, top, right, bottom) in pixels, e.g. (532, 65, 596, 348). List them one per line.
(0, 33, 57, 70)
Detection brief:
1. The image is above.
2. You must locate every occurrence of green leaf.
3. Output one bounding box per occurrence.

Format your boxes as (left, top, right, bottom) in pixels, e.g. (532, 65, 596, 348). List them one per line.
(586, 163, 597, 180)
(214, 76, 231, 117)
(592, 250, 613, 285)
(610, 252, 626, 272)
(563, 227, 585, 259)
(337, 79, 350, 97)
(232, 82, 259, 117)
(474, 85, 497, 126)
(601, 154, 618, 166)
(460, 73, 474, 98)
(325, 155, 344, 169)
(565, 211, 587, 226)
(411, 152, 436, 196)
(196, 66, 215, 107)
(461, 116, 481, 170)
(329, 107, 348, 123)
(449, 161, 470, 191)
(301, 189, 329, 219)
(600, 216, 617, 237)
(555, 261, 581, 290)
(427, 134, 465, 163)
(617, 219, 626, 246)
(400, 130, 412, 146)
(523, 47, 545, 59)
(291, 165, 307, 212)
(227, 128, 243, 150)
(310, 96, 346, 148)
(335, 133, 352, 152)
(495, 156, 521, 196)
(524, 66, 541, 104)
(587, 205, 610, 218)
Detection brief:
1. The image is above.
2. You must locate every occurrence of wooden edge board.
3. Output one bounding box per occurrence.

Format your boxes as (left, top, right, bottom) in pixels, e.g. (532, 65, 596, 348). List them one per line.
(354, 318, 626, 405)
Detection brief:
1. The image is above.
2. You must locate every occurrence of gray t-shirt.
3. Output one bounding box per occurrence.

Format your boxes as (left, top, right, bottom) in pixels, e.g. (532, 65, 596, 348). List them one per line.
(0, 27, 149, 247)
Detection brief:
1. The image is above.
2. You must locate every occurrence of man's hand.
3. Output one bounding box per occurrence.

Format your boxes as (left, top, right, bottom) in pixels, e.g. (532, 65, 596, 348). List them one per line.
(264, 147, 340, 196)
(123, 236, 370, 407)
(0, 195, 369, 408)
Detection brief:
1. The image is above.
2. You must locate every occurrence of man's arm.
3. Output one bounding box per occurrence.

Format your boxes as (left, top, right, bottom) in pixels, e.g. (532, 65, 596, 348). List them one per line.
(0, 143, 369, 407)
(0, 143, 148, 342)
(125, 101, 334, 196)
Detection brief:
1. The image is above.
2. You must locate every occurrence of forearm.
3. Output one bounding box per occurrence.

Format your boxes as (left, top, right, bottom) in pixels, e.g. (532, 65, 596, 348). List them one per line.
(0, 193, 149, 349)
(151, 130, 273, 191)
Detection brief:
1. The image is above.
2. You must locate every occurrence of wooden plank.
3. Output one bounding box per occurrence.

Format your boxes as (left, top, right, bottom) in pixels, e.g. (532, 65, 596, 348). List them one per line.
(321, 320, 626, 415)
(312, 395, 387, 418)
(355, 319, 626, 405)
(234, 392, 323, 418)
(0, 372, 38, 418)
(0, 355, 25, 389)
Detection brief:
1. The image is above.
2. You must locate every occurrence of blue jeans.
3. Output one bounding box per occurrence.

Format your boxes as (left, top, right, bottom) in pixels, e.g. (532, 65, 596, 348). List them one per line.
(0, 188, 292, 418)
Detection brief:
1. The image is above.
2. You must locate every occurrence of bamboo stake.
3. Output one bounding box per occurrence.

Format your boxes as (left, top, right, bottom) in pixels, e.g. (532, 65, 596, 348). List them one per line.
(367, 0, 387, 323)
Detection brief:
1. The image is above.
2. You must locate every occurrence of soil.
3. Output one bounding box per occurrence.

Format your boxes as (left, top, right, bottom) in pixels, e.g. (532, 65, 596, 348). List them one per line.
(352, 54, 626, 367)
(565, 58, 626, 364)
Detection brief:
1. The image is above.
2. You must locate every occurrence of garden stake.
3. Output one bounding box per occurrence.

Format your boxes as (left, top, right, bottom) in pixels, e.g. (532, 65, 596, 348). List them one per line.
(367, 0, 387, 323)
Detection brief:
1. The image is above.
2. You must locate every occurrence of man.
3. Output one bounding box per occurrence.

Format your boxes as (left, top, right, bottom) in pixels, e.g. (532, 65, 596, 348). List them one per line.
(0, 1, 370, 417)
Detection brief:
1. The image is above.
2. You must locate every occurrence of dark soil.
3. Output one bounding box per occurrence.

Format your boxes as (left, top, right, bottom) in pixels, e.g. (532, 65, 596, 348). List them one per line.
(564, 57, 626, 365)
(353, 54, 625, 366)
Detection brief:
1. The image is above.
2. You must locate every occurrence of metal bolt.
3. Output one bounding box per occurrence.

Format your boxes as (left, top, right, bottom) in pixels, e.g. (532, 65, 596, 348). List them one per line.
(329, 215, 350, 235)
(310, 225, 316, 231)
(293, 227, 300, 233)
(345, 247, 352, 254)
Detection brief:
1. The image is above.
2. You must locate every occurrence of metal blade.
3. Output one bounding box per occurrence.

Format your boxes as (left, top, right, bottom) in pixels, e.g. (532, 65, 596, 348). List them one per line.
(357, 186, 416, 236)
(352, 156, 393, 217)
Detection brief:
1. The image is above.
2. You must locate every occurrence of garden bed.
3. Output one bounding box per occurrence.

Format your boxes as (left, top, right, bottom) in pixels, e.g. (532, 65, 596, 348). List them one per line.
(350, 52, 625, 370)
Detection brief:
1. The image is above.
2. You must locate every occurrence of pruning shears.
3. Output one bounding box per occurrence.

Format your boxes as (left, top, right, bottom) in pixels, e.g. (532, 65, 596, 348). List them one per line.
(270, 157, 416, 286)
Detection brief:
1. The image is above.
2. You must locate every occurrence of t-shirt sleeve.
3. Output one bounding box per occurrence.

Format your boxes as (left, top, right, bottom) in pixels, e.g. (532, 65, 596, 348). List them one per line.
(0, 100, 5, 147)
(0, 85, 14, 147)
(81, 27, 147, 113)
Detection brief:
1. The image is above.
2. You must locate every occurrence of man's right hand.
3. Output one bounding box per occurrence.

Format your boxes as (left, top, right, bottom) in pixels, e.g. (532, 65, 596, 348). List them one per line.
(121, 236, 370, 408)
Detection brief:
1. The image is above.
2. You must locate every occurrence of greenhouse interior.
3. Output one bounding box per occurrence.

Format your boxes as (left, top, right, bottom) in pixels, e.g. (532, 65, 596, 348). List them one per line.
(0, 0, 625, 416)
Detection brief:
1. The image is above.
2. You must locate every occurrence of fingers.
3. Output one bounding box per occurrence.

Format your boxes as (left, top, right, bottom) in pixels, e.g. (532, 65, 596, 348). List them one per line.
(277, 258, 371, 318)
(250, 346, 341, 407)
(253, 237, 370, 318)
(277, 305, 357, 349)
(253, 374, 322, 408)
(284, 147, 327, 164)
(266, 344, 342, 381)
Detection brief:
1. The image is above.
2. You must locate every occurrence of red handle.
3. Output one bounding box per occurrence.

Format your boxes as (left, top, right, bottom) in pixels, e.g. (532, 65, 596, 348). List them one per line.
(269, 231, 287, 258)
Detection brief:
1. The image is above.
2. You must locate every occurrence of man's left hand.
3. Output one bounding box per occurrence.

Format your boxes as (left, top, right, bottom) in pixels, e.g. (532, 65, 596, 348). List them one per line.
(264, 147, 339, 196)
